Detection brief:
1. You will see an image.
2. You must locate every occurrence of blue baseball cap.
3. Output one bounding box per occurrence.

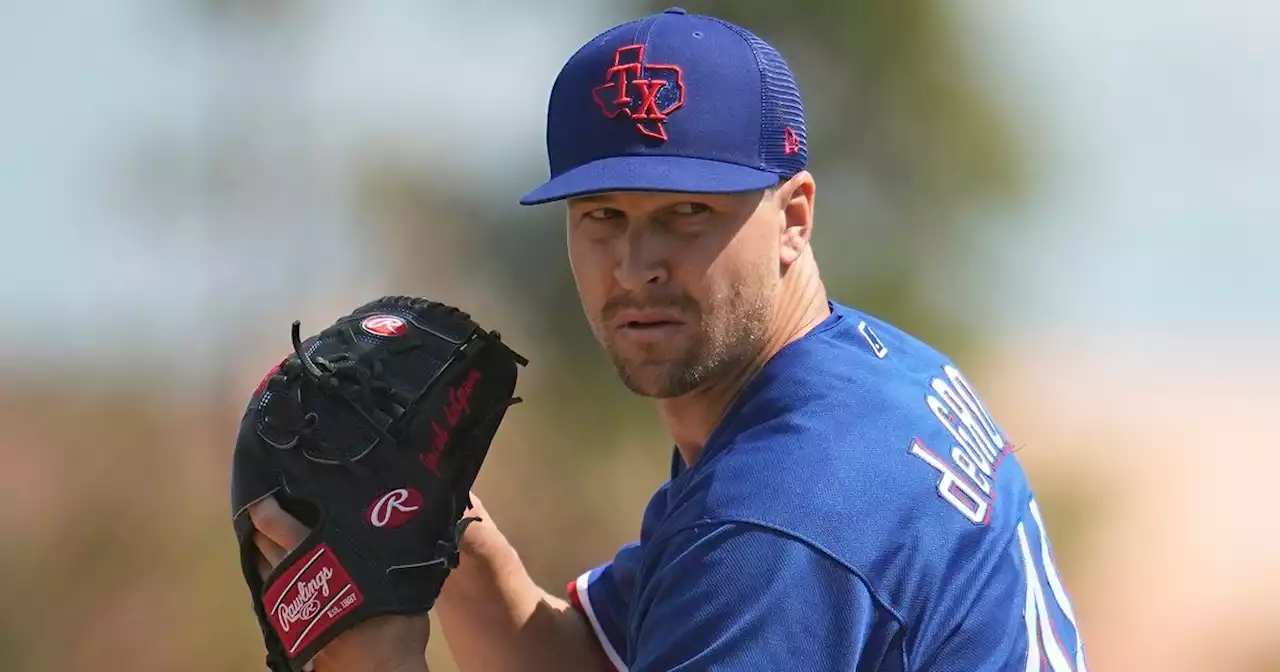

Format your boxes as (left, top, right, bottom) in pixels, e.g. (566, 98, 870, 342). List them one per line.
(519, 7, 807, 206)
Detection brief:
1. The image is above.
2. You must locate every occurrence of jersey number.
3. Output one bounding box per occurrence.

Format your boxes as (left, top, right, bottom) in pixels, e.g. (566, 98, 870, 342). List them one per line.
(1017, 498, 1087, 672)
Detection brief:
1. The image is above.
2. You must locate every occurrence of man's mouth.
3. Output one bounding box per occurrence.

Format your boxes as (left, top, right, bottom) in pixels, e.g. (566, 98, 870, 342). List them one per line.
(621, 319, 683, 330)
(613, 310, 688, 336)
(608, 305, 691, 339)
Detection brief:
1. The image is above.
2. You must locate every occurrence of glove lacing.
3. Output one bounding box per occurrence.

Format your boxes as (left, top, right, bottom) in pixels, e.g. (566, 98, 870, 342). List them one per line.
(261, 321, 420, 474)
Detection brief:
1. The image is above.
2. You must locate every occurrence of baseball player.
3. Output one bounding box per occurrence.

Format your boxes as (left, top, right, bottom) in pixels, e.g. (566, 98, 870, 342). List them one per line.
(249, 7, 1087, 671)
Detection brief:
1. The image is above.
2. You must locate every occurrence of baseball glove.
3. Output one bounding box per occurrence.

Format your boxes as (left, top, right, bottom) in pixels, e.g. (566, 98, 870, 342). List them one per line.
(230, 295, 527, 672)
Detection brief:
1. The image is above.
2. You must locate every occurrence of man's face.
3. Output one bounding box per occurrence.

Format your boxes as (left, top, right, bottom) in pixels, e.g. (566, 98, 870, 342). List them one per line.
(565, 187, 783, 398)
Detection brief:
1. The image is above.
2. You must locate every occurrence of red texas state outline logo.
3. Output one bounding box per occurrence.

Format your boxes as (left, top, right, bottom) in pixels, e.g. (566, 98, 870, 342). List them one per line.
(592, 44, 685, 141)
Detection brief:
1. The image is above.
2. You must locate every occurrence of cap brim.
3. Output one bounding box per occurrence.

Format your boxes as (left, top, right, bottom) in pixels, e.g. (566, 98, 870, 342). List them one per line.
(518, 155, 781, 206)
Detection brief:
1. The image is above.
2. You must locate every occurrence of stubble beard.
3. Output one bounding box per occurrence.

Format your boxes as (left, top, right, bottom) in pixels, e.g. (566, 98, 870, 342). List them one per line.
(605, 283, 774, 399)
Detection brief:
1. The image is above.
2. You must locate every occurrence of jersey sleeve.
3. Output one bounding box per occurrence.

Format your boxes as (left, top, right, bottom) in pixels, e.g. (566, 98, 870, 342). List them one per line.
(629, 522, 902, 672)
(566, 540, 644, 671)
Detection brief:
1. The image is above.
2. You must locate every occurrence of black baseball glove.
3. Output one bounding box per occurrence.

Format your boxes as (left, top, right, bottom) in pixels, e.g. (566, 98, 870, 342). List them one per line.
(230, 295, 527, 672)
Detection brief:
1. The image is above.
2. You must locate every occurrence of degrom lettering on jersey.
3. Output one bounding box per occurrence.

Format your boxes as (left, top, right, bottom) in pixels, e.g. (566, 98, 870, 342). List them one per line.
(909, 364, 1016, 525)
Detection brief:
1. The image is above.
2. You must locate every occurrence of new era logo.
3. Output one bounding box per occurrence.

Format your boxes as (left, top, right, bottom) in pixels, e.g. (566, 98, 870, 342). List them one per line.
(593, 44, 685, 141)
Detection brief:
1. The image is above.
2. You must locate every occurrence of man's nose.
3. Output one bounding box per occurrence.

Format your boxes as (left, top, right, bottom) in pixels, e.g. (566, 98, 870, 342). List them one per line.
(614, 227, 670, 291)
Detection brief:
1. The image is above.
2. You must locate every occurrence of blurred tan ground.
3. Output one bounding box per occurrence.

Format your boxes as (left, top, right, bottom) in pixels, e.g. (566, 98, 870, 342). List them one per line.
(979, 334, 1280, 672)
(0, 331, 1275, 671)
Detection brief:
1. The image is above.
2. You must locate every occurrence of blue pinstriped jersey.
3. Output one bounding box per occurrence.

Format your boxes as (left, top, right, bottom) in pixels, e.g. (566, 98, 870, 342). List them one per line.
(566, 301, 1087, 671)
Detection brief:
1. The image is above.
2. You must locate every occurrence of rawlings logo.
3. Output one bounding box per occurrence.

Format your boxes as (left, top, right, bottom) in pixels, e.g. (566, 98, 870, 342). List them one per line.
(279, 566, 333, 632)
(593, 44, 685, 141)
(263, 544, 363, 656)
(366, 488, 423, 529)
(419, 368, 484, 475)
(360, 315, 407, 337)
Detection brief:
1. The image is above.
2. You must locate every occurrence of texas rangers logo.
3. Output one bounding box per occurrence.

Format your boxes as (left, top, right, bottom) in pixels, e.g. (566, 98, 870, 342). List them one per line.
(593, 44, 685, 141)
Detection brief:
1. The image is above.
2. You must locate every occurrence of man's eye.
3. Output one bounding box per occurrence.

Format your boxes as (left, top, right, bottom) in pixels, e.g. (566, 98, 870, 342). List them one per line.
(671, 202, 711, 216)
(584, 207, 625, 221)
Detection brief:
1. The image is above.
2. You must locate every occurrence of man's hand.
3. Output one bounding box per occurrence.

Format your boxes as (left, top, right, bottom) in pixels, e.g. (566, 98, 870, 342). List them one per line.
(250, 496, 432, 672)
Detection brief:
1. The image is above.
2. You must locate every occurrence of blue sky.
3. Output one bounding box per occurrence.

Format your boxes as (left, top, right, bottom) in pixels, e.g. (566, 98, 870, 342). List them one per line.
(1, 0, 1275, 379)
(963, 0, 1278, 336)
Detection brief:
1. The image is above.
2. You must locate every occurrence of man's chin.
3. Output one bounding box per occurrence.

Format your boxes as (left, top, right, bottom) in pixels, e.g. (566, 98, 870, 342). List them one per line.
(614, 362, 699, 399)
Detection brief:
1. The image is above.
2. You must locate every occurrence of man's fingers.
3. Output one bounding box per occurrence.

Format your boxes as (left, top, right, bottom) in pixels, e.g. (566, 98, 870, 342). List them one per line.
(248, 497, 314, 585)
(254, 531, 288, 567)
(463, 490, 487, 519)
(254, 544, 275, 580)
(248, 495, 312, 551)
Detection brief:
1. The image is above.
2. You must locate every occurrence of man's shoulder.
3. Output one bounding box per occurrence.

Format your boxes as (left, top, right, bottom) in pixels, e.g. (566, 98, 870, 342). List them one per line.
(683, 363, 1032, 543)
(660, 302, 1037, 618)
(694, 302, 1026, 515)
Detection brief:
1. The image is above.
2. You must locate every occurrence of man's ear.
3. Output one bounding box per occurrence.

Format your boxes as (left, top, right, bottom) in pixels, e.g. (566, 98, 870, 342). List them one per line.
(778, 171, 816, 267)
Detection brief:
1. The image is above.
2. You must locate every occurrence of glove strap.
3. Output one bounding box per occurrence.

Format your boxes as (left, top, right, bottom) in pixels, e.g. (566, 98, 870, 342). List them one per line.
(438, 515, 482, 570)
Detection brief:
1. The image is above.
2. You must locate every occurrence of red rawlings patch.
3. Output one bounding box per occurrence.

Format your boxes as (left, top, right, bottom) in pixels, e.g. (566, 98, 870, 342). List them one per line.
(262, 544, 364, 658)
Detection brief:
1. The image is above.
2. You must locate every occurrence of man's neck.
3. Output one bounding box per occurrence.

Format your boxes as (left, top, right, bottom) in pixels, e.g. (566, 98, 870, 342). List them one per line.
(659, 272, 830, 467)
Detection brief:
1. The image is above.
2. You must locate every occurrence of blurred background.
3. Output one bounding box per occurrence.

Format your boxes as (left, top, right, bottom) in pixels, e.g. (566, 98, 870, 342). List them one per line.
(1, 0, 1276, 670)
